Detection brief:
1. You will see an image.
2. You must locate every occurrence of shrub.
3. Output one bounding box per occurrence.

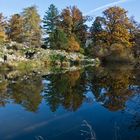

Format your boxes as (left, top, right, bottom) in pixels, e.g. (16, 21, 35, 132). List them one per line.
(49, 53, 67, 65)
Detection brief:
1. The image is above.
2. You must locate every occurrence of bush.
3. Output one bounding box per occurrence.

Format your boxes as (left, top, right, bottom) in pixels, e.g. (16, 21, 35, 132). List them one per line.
(49, 53, 67, 65)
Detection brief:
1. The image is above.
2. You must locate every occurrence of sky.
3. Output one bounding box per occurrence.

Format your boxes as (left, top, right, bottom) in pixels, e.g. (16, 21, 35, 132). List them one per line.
(0, 0, 139, 23)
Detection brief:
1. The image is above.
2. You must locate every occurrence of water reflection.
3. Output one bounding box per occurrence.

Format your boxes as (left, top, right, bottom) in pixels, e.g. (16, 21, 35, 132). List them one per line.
(88, 66, 135, 111)
(0, 65, 140, 140)
(0, 80, 9, 106)
(0, 72, 43, 112)
(0, 65, 140, 112)
(42, 70, 87, 112)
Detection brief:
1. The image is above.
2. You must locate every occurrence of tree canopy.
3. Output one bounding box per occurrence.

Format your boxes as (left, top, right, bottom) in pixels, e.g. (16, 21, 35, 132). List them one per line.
(22, 6, 42, 47)
(0, 4, 140, 61)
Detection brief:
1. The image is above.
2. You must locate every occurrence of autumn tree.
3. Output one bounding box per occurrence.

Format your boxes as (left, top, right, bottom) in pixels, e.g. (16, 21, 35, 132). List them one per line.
(90, 6, 134, 60)
(103, 6, 133, 48)
(22, 6, 42, 47)
(61, 6, 87, 51)
(8, 14, 24, 43)
(67, 36, 80, 52)
(70, 6, 87, 47)
(0, 13, 6, 43)
(43, 4, 60, 48)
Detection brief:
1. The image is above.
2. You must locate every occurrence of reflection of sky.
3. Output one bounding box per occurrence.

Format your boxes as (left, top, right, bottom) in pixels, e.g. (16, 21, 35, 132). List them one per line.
(41, 79, 51, 95)
(129, 85, 140, 92)
(126, 93, 140, 116)
(100, 88, 108, 95)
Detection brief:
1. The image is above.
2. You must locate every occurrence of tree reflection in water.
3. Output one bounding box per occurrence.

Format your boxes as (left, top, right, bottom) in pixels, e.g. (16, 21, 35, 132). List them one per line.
(88, 66, 135, 111)
(0, 72, 43, 112)
(0, 80, 9, 106)
(0, 66, 140, 140)
(42, 70, 87, 112)
(0, 65, 139, 113)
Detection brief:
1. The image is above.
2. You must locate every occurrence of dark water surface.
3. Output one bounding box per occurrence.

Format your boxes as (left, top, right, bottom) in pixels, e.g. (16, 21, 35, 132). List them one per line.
(0, 65, 140, 140)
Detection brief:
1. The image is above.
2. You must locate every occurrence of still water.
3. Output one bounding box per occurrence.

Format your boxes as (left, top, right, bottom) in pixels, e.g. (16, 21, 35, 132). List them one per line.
(0, 65, 140, 140)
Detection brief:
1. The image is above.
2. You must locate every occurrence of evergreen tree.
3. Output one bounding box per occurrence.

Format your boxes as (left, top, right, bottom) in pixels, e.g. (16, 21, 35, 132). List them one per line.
(53, 28, 68, 50)
(90, 16, 106, 47)
(43, 4, 59, 47)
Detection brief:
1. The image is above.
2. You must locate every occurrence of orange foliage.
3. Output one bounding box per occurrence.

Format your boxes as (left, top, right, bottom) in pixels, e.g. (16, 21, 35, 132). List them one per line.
(67, 36, 80, 52)
(0, 31, 6, 41)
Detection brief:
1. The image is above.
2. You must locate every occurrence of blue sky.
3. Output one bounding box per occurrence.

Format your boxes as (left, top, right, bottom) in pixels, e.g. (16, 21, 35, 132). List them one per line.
(0, 0, 139, 23)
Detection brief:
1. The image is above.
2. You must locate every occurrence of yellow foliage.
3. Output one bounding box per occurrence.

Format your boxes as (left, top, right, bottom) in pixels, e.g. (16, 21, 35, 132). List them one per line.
(0, 31, 5, 41)
(67, 70, 80, 87)
(68, 36, 80, 52)
(110, 43, 125, 54)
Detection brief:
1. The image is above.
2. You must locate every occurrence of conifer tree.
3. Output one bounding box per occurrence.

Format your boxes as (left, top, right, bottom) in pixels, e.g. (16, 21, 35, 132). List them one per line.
(8, 14, 24, 43)
(22, 6, 42, 47)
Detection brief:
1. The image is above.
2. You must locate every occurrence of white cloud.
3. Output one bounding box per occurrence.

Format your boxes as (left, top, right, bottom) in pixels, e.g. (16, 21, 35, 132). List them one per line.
(84, 0, 130, 15)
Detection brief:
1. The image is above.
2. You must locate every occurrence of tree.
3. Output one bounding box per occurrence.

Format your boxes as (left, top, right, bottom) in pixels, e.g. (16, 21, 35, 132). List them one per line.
(129, 17, 140, 58)
(0, 13, 6, 43)
(67, 35, 80, 52)
(8, 14, 24, 43)
(71, 6, 87, 47)
(103, 6, 133, 48)
(22, 6, 42, 47)
(90, 16, 107, 47)
(134, 28, 140, 58)
(43, 70, 86, 112)
(43, 4, 60, 47)
(61, 6, 87, 48)
(90, 6, 134, 60)
(53, 28, 68, 50)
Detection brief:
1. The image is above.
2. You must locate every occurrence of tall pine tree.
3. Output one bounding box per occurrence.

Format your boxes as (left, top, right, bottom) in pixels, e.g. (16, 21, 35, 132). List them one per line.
(43, 4, 60, 48)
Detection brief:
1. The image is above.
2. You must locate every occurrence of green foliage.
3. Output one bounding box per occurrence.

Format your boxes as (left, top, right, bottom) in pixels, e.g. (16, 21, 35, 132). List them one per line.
(51, 28, 68, 50)
(43, 4, 59, 47)
(130, 17, 140, 59)
(90, 16, 106, 47)
(49, 53, 67, 65)
(43, 70, 85, 111)
(79, 47, 85, 54)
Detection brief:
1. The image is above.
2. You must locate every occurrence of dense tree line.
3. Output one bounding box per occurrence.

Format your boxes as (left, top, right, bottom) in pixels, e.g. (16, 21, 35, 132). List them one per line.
(0, 4, 140, 60)
(0, 6, 41, 48)
(43, 4, 87, 52)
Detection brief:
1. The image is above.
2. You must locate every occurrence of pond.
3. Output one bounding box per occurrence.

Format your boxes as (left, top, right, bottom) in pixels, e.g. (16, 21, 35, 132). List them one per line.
(0, 65, 140, 140)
